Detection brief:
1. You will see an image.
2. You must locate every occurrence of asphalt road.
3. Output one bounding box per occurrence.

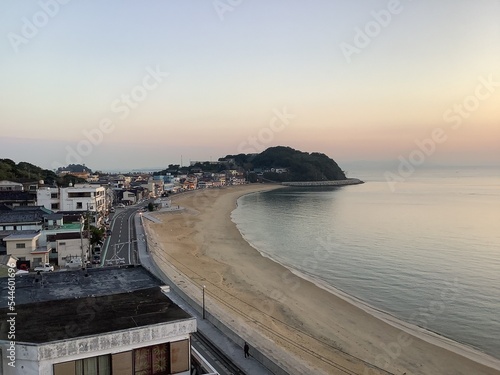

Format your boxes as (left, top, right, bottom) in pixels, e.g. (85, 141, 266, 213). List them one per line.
(102, 204, 143, 266)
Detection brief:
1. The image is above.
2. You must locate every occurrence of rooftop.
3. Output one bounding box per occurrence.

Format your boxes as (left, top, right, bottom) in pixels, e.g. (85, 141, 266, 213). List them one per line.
(0, 206, 52, 224)
(4, 231, 40, 240)
(0, 266, 193, 344)
(0, 287, 191, 344)
(0, 266, 162, 307)
(0, 191, 35, 202)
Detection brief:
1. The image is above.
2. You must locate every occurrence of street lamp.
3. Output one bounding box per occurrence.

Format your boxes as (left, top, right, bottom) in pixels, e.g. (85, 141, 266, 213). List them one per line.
(202, 285, 206, 320)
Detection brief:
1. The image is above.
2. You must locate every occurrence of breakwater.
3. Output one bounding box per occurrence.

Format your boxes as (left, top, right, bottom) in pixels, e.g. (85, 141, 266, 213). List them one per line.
(282, 178, 364, 187)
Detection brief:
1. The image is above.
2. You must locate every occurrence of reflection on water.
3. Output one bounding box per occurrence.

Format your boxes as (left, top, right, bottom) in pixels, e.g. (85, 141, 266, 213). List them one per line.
(232, 168, 500, 358)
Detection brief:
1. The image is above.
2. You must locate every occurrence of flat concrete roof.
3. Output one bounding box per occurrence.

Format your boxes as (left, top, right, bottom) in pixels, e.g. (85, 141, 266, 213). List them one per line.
(0, 287, 191, 344)
(0, 266, 163, 307)
(0, 266, 193, 344)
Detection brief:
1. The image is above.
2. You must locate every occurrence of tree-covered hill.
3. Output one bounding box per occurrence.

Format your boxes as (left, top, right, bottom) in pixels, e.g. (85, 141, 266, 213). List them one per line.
(0, 159, 85, 186)
(225, 146, 347, 182)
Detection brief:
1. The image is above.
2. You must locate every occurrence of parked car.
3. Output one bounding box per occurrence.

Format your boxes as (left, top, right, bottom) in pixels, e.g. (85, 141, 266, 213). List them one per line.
(92, 255, 101, 264)
(117, 203, 125, 208)
(65, 259, 83, 269)
(34, 263, 54, 272)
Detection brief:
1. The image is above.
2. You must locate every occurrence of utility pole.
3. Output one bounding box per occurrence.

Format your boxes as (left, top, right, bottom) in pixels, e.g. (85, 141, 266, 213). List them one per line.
(202, 285, 206, 319)
(80, 215, 84, 266)
(86, 203, 91, 266)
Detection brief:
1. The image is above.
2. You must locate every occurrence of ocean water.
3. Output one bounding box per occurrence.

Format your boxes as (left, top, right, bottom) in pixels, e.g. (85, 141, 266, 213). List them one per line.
(231, 166, 500, 360)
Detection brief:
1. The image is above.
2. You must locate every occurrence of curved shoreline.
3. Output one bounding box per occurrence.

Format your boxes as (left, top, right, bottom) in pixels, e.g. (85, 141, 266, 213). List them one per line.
(231, 192, 500, 371)
(234, 213, 500, 370)
(146, 184, 500, 375)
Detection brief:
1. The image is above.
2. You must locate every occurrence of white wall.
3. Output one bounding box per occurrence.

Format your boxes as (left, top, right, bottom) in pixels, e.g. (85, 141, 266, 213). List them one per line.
(1, 319, 196, 375)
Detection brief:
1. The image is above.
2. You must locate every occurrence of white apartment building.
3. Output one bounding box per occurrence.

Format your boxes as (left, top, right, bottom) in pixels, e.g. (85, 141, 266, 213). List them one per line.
(37, 184, 106, 214)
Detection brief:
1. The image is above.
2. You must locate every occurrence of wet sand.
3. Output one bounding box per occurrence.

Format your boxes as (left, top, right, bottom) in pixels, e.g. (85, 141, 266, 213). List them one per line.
(144, 184, 500, 375)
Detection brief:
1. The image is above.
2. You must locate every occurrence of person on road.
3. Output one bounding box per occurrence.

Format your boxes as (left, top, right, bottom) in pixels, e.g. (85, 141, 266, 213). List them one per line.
(244, 342, 249, 358)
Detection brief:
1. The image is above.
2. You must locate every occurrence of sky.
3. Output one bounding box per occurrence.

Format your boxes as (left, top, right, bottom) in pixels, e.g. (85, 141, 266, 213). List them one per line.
(1, 0, 499, 172)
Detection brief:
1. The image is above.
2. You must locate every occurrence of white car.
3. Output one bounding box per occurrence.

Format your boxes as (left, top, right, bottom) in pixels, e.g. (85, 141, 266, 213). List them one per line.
(34, 263, 54, 272)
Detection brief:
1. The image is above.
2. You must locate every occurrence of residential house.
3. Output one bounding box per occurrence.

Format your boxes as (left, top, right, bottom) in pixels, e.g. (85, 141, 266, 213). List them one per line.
(0, 180, 23, 191)
(47, 232, 88, 267)
(182, 175, 197, 190)
(0, 191, 36, 207)
(3, 231, 50, 268)
(121, 190, 137, 205)
(0, 207, 87, 265)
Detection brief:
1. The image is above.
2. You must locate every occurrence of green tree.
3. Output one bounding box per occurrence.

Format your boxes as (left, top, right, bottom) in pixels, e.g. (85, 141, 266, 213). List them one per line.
(90, 226, 105, 245)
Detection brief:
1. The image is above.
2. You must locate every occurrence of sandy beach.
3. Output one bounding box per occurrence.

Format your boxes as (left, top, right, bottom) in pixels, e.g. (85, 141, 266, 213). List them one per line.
(144, 184, 500, 375)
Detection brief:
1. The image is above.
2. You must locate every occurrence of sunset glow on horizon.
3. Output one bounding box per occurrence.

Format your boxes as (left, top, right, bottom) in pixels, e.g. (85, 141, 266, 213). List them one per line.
(1, 0, 499, 170)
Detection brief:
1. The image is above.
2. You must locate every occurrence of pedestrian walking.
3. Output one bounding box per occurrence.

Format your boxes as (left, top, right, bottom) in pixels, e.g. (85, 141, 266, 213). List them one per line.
(244, 342, 249, 358)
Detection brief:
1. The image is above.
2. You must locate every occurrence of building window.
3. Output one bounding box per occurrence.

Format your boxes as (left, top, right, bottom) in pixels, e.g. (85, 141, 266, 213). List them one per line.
(134, 344, 169, 374)
(52, 203, 60, 210)
(53, 342, 188, 375)
(16, 243, 26, 249)
(54, 355, 111, 375)
(77, 202, 83, 209)
(51, 193, 58, 198)
(76, 355, 111, 375)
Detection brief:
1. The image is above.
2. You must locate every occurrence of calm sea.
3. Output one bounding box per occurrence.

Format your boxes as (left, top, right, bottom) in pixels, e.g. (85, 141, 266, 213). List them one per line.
(231, 166, 500, 359)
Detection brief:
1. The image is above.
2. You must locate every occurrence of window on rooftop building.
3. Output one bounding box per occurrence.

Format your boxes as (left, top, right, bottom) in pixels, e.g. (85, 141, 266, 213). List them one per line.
(134, 343, 169, 374)
(54, 355, 111, 375)
(16, 243, 25, 249)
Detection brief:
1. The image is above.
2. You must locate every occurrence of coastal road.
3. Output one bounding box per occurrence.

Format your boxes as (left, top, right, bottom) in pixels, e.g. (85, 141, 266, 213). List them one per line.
(102, 205, 141, 266)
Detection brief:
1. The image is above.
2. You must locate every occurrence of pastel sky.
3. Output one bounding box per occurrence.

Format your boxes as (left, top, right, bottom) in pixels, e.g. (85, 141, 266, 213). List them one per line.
(1, 0, 499, 172)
